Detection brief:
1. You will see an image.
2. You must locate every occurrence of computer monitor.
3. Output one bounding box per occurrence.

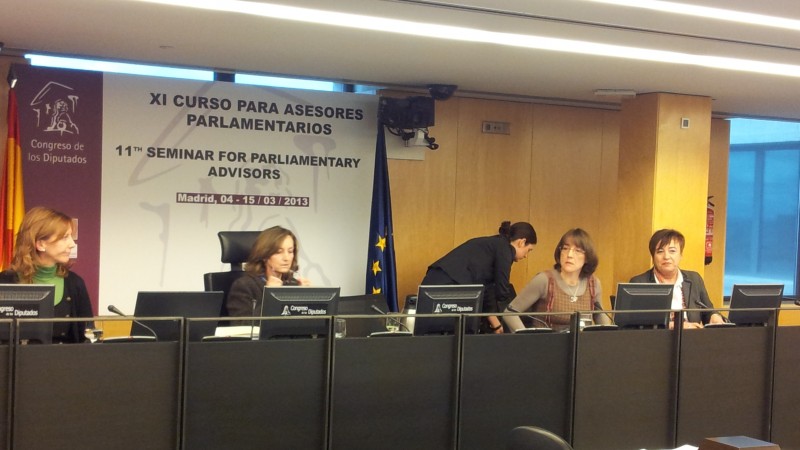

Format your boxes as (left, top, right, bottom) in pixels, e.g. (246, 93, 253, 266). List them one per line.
(259, 286, 340, 339)
(413, 284, 484, 336)
(132, 291, 225, 341)
(613, 283, 673, 329)
(337, 294, 389, 337)
(0, 283, 55, 344)
(727, 284, 784, 326)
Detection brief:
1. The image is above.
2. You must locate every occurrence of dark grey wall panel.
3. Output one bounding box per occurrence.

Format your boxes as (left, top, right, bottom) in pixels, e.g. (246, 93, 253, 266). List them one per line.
(459, 333, 574, 450)
(772, 326, 800, 450)
(183, 339, 329, 450)
(573, 329, 678, 450)
(330, 335, 458, 450)
(677, 327, 773, 446)
(14, 343, 180, 450)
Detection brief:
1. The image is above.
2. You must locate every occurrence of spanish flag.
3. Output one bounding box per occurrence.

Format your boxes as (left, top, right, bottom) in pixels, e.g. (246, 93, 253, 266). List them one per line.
(0, 88, 25, 270)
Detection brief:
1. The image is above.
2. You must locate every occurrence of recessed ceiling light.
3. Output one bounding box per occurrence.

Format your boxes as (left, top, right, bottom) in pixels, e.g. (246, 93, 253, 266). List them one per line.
(594, 89, 637, 97)
(135, 0, 800, 78)
(583, 0, 800, 31)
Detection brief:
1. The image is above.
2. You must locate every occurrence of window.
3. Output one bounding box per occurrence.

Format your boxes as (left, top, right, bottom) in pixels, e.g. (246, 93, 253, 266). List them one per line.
(27, 54, 215, 81)
(25, 54, 379, 94)
(235, 73, 339, 91)
(725, 119, 800, 296)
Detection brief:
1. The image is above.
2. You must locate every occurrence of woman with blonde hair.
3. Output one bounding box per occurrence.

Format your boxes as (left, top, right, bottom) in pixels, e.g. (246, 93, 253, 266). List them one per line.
(0, 206, 93, 343)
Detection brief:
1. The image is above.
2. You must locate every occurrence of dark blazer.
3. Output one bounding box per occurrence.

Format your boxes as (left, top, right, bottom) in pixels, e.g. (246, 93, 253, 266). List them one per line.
(226, 273, 264, 324)
(424, 235, 516, 310)
(630, 269, 719, 324)
(0, 269, 93, 343)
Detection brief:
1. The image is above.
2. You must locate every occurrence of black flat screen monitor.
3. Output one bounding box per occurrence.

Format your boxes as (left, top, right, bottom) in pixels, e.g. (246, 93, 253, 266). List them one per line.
(259, 286, 340, 339)
(727, 283, 784, 326)
(413, 284, 484, 336)
(0, 283, 55, 344)
(614, 283, 673, 329)
(337, 294, 389, 337)
(132, 291, 225, 341)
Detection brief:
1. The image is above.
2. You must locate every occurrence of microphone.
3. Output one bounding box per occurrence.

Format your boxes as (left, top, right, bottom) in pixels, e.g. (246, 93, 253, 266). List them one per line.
(522, 314, 552, 329)
(370, 304, 411, 332)
(107, 304, 126, 316)
(506, 306, 553, 332)
(107, 304, 159, 341)
(693, 298, 730, 324)
(592, 301, 615, 325)
(250, 297, 259, 340)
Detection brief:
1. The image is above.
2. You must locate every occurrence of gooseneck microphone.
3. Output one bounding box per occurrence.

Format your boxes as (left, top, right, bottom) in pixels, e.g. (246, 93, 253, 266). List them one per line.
(506, 306, 552, 332)
(694, 298, 730, 324)
(107, 304, 159, 341)
(250, 297, 258, 340)
(523, 315, 552, 329)
(592, 301, 616, 325)
(370, 304, 411, 332)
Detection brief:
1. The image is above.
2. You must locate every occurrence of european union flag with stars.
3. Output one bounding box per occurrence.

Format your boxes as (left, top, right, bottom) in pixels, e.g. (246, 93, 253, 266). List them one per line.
(366, 124, 398, 311)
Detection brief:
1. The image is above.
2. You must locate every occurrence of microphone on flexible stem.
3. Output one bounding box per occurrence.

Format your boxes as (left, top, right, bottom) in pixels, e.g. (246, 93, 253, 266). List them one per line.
(370, 304, 411, 332)
(510, 315, 557, 334)
(694, 298, 730, 324)
(107, 304, 159, 341)
(506, 306, 552, 332)
(523, 314, 552, 329)
(592, 301, 616, 325)
(249, 297, 261, 340)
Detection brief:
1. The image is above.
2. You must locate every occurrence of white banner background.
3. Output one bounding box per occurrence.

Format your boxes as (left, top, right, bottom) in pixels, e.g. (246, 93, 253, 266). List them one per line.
(100, 75, 377, 313)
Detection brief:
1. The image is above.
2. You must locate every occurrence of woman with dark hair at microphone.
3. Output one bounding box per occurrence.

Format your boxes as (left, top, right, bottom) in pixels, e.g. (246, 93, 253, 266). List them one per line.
(421, 220, 537, 334)
(503, 228, 612, 332)
(630, 228, 725, 329)
(226, 226, 310, 322)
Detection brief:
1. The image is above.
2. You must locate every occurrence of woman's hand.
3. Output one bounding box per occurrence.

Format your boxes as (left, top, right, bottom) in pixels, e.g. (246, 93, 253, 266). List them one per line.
(709, 313, 726, 324)
(488, 316, 504, 334)
(669, 318, 704, 329)
(266, 274, 284, 286)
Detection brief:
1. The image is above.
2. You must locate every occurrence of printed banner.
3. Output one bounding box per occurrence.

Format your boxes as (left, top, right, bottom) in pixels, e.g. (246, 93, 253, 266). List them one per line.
(14, 65, 378, 314)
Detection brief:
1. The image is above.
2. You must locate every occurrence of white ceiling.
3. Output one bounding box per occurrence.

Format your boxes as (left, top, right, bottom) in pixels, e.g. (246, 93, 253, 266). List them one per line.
(2, 0, 800, 120)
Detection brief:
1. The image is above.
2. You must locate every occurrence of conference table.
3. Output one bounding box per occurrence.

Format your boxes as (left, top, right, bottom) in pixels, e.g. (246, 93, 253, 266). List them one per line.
(2, 309, 798, 450)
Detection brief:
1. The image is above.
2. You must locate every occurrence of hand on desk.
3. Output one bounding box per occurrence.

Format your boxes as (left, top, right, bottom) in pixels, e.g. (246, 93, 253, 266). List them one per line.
(708, 313, 726, 325)
(669, 320, 704, 330)
(489, 316, 504, 334)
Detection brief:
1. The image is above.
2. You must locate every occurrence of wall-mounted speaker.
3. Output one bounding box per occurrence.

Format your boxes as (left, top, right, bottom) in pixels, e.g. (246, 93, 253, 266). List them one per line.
(378, 96, 435, 129)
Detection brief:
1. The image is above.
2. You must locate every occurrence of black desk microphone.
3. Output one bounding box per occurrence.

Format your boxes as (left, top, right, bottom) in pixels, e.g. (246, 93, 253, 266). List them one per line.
(694, 298, 731, 324)
(370, 304, 411, 332)
(107, 304, 159, 341)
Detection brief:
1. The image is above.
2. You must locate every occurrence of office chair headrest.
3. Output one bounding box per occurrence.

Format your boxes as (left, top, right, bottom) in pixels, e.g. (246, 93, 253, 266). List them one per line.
(218, 231, 261, 269)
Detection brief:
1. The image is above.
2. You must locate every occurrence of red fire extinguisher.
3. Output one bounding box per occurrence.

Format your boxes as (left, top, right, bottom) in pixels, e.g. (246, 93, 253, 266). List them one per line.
(705, 196, 714, 265)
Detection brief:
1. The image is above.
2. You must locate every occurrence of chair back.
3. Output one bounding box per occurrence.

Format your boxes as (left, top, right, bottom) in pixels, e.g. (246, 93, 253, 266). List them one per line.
(204, 231, 261, 316)
(218, 231, 261, 270)
(506, 426, 573, 450)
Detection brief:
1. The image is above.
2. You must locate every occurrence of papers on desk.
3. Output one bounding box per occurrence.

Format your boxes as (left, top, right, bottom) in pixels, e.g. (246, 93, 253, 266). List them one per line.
(641, 445, 698, 450)
(214, 325, 259, 339)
